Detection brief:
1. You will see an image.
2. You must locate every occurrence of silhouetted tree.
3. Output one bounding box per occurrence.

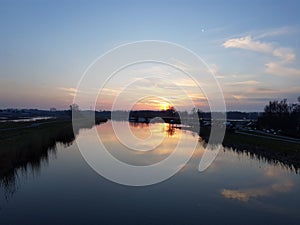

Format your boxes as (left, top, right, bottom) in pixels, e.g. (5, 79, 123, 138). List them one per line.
(165, 105, 176, 116)
(69, 103, 79, 112)
(258, 98, 300, 134)
(291, 96, 300, 132)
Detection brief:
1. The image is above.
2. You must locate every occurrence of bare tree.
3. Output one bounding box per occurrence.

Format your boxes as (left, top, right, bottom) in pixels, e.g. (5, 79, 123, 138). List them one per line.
(69, 104, 79, 112)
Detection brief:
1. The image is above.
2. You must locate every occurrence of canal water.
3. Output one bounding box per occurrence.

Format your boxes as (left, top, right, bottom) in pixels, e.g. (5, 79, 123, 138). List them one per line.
(0, 121, 299, 225)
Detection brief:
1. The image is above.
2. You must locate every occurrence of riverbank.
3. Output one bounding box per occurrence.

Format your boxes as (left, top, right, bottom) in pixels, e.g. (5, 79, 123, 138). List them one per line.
(0, 117, 108, 191)
(1, 119, 299, 184)
(0, 117, 107, 138)
(196, 126, 300, 171)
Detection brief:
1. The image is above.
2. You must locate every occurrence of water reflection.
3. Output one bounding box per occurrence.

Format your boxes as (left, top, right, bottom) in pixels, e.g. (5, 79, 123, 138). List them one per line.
(94, 121, 199, 166)
(129, 122, 177, 137)
(222, 146, 299, 174)
(0, 120, 299, 198)
(221, 165, 295, 202)
(221, 179, 294, 202)
(0, 121, 300, 225)
(0, 120, 106, 197)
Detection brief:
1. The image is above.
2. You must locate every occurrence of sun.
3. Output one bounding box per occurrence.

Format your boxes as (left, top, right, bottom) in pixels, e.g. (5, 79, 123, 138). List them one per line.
(160, 102, 170, 111)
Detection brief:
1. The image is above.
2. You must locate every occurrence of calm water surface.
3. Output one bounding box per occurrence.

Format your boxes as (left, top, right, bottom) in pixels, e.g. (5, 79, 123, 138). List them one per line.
(0, 121, 299, 225)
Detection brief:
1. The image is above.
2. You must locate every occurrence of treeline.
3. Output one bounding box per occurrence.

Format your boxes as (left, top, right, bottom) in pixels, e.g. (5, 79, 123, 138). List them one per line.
(258, 98, 300, 135)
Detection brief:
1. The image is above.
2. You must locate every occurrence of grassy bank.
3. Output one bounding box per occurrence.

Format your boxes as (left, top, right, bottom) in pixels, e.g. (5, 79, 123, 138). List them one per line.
(0, 117, 107, 139)
(197, 126, 300, 171)
(0, 119, 71, 140)
(0, 117, 107, 191)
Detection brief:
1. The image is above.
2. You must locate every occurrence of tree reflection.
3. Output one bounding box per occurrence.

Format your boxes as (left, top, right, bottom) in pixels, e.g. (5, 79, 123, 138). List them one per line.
(165, 123, 176, 136)
(0, 119, 107, 199)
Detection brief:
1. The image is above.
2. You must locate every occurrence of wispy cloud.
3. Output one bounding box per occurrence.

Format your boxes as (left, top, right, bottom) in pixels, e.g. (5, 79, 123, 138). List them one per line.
(174, 78, 198, 87)
(223, 36, 295, 63)
(265, 62, 300, 76)
(59, 87, 78, 96)
(223, 36, 273, 54)
(225, 80, 260, 86)
(232, 95, 246, 100)
(255, 26, 295, 39)
(272, 47, 296, 63)
(223, 34, 300, 76)
(100, 87, 121, 96)
(247, 87, 278, 94)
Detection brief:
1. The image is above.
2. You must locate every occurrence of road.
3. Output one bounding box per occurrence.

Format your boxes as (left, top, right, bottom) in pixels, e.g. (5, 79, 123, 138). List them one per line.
(236, 130, 300, 144)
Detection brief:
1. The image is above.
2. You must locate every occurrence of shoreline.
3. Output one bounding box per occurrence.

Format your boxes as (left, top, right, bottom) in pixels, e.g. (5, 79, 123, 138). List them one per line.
(195, 126, 300, 172)
(1, 119, 299, 175)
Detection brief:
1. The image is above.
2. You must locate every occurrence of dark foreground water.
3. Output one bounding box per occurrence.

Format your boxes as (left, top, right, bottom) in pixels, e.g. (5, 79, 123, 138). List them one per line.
(0, 121, 299, 225)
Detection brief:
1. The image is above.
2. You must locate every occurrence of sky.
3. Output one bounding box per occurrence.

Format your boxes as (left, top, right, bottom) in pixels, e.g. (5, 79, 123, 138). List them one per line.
(0, 0, 300, 111)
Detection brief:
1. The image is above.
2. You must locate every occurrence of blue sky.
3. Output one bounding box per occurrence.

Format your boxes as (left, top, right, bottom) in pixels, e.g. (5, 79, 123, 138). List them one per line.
(0, 0, 300, 111)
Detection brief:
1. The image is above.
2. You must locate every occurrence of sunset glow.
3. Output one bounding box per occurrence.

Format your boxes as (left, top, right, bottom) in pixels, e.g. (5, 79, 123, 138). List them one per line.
(1, 1, 300, 225)
(0, 1, 299, 112)
(160, 102, 170, 111)
(128, 97, 173, 111)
